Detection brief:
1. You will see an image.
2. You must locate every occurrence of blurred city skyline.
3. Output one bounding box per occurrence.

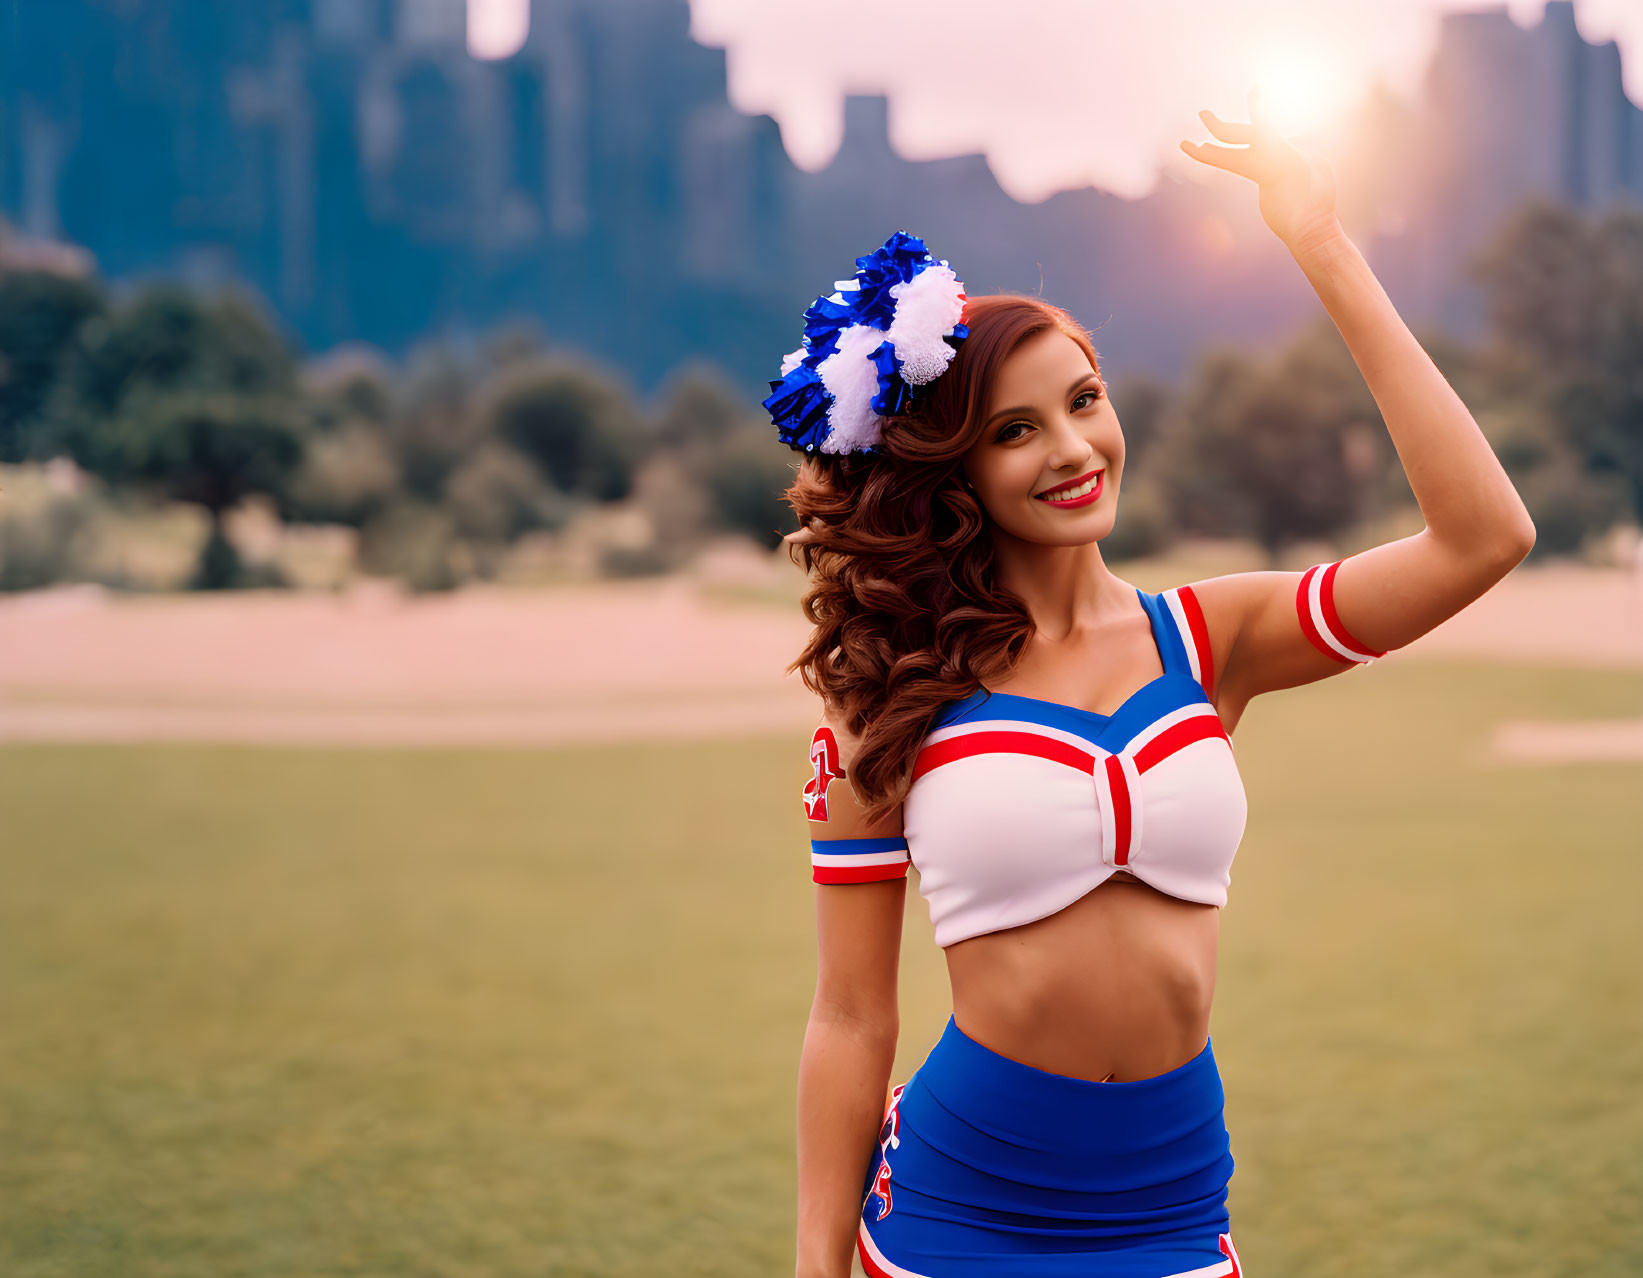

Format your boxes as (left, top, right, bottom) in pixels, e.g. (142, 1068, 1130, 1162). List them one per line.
(5, 0, 1643, 392)
(463, 0, 1643, 202)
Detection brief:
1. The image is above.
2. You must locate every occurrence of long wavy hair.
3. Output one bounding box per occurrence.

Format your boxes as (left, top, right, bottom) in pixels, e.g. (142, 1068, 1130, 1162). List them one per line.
(783, 294, 1105, 826)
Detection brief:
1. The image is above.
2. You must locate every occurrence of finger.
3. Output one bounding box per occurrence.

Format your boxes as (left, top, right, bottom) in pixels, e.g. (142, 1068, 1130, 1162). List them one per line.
(1179, 139, 1253, 177)
(1199, 109, 1253, 145)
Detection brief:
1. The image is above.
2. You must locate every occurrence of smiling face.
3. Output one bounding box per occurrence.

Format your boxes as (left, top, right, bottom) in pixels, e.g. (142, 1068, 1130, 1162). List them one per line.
(959, 327, 1123, 547)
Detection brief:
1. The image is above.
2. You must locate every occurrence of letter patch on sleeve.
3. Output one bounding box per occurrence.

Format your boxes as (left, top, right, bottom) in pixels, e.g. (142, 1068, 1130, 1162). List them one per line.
(803, 725, 842, 822)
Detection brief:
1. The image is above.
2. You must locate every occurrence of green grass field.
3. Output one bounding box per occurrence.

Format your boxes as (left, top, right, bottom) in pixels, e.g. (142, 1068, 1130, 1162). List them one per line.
(2, 659, 1640, 1277)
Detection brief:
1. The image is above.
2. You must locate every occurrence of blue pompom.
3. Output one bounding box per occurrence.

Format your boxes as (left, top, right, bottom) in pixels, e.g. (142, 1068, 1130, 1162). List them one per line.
(762, 365, 832, 453)
(847, 231, 933, 331)
(766, 229, 967, 457)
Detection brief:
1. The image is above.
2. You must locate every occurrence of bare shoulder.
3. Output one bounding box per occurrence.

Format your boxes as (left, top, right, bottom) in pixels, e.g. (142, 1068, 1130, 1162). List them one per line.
(1150, 573, 1265, 725)
(805, 701, 900, 835)
(1171, 568, 1355, 721)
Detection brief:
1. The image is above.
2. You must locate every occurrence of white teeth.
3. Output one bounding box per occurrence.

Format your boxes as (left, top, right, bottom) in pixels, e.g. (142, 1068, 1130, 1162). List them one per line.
(1037, 473, 1101, 502)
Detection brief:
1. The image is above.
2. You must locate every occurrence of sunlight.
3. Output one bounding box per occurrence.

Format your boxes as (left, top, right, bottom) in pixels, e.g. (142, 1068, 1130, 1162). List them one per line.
(1250, 46, 1354, 137)
(469, 0, 530, 61)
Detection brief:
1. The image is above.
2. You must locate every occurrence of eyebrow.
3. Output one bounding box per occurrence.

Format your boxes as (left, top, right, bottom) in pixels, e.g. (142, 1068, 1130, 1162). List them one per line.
(985, 371, 1102, 429)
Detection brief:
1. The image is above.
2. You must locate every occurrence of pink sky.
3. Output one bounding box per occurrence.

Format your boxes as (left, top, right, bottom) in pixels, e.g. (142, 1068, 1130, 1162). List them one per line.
(469, 0, 1643, 202)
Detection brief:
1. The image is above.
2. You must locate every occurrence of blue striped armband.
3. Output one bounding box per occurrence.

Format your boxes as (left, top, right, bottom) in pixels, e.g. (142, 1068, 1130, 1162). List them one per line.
(810, 836, 911, 885)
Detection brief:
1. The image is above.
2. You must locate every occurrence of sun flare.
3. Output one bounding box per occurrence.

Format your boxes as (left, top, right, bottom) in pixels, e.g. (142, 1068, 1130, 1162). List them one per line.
(1250, 47, 1352, 137)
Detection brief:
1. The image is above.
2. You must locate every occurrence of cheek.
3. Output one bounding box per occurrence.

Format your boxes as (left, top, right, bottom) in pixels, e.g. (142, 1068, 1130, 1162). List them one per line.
(1099, 435, 1126, 483)
(980, 454, 1036, 498)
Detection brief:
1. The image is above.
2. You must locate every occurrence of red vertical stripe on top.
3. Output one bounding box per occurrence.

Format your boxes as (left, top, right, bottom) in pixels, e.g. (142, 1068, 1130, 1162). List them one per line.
(1295, 565, 1350, 662)
(1104, 753, 1131, 865)
(1318, 559, 1385, 658)
(1177, 584, 1215, 697)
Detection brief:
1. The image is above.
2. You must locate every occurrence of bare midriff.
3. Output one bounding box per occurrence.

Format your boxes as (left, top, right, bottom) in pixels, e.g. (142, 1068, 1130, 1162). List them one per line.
(942, 873, 1219, 1084)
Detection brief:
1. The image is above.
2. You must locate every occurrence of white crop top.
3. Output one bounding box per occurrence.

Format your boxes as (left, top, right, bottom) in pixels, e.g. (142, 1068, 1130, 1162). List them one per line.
(805, 562, 1382, 949)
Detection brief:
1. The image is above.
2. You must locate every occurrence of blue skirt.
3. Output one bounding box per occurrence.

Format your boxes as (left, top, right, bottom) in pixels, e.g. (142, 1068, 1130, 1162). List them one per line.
(858, 1016, 1244, 1277)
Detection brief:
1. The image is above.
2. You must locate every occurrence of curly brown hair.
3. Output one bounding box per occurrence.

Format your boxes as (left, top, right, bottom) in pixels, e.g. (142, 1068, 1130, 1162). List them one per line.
(782, 294, 1106, 826)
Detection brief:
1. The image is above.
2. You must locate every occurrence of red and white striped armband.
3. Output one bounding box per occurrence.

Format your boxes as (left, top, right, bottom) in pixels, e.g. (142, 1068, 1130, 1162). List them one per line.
(1296, 559, 1386, 665)
(810, 836, 912, 884)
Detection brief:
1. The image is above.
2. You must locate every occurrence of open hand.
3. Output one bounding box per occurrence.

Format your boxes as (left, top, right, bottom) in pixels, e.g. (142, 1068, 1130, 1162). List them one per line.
(1180, 86, 1342, 255)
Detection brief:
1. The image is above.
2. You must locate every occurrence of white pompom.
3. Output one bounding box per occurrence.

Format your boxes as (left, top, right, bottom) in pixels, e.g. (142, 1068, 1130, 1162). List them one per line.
(780, 344, 808, 376)
(885, 264, 965, 386)
(816, 323, 889, 453)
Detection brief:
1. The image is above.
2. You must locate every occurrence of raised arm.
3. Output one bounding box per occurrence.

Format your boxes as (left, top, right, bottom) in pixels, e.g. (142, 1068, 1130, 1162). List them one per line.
(1189, 225, 1534, 723)
(795, 706, 907, 1278)
(1179, 100, 1535, 725)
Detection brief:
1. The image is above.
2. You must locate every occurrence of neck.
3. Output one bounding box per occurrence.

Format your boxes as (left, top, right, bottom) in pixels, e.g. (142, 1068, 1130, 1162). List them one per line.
(988, 533, 1127, 641)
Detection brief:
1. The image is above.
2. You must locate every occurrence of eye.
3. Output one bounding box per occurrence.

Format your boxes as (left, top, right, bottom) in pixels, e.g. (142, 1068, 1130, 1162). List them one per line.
(995, 386, 1103, 441)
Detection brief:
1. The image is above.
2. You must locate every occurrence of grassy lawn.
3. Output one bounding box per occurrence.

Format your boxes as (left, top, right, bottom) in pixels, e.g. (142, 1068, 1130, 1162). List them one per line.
(1, 660, 1639, 1277)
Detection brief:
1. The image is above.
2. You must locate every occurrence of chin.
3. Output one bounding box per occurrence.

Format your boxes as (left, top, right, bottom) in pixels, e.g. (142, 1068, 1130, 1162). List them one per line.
(1015, 510, 1118, 547)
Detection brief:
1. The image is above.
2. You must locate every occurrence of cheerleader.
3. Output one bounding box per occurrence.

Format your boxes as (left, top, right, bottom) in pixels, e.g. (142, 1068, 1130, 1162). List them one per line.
(773, 91, 1536, 1278)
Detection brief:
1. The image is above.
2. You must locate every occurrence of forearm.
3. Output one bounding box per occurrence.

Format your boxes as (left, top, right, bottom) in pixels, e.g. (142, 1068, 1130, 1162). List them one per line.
(1289, 222, 1536, 558)
(795, 1010, 899, 1278)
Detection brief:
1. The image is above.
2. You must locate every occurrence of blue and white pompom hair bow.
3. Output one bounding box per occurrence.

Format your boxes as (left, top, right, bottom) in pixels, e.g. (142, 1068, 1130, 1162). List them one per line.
(764, 230, 969, 456)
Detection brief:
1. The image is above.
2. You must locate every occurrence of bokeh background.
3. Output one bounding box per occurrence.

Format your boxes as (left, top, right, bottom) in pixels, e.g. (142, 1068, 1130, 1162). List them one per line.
(1, 1, 1640, 1275)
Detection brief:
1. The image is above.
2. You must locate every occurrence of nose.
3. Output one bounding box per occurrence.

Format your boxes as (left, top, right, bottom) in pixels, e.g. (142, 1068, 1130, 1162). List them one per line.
(1045, 415, 1096, 470)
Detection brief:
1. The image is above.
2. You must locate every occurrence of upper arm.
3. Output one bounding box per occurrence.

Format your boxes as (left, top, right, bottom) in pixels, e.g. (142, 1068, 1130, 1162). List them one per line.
(802, 705, 907, 1029)
(1183, 528, 1533, 712)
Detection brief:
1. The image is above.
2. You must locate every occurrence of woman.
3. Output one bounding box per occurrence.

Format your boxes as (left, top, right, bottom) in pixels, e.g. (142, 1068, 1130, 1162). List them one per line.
(775, 92, 1536, 1278)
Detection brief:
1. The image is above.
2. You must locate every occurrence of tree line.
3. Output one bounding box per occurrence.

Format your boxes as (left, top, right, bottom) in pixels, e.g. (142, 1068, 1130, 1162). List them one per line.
(0, 196, 1637, 592)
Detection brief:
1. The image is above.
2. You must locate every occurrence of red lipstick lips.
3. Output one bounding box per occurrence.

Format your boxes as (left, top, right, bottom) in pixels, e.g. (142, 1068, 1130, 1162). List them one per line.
(1034, 469, 1104, 508)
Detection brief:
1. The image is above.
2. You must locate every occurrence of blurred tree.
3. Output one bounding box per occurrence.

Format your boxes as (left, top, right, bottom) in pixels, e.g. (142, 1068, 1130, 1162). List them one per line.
(282, 418, 402, 527)
(1470, 199, 1643, 523)
(280, 346, 401, 527)
(301, 345, 396, 431)
(1512, 446, 1632, 556)
(55, 282, 299, 420)
(1423, 326, 1506, 408)
(0, 464, 101, 591)
(1149, 351, 1255, 543)
(385, 340, 487, 502)
(0, 268, 106, 462)
(700, 425, 799, 550)
(477, 355, 645, 502)
(442, 439, 571, 573)
(356, 496, 462, 593)
(102, 389, 303, 588)
(1099, 468, 1176, 563)
(1161, 318, 1384, 563)
(50, 282, 307, 588)
(653, 360, 749, 449)
(1104, 371, 1170, 472)
(1475, 400, 1631, 557)
(629, 450, 714, 566)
